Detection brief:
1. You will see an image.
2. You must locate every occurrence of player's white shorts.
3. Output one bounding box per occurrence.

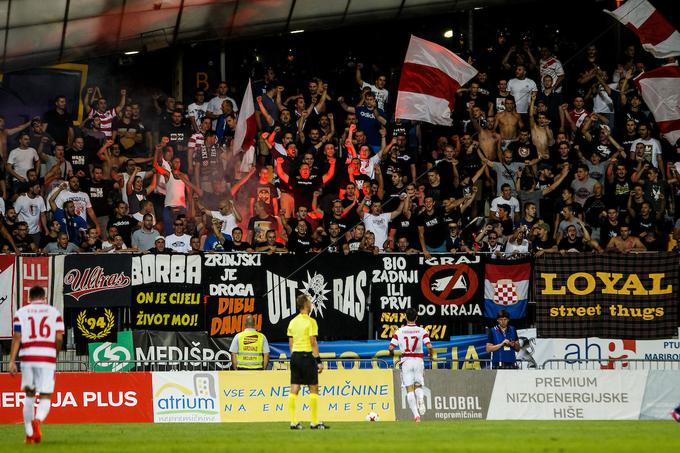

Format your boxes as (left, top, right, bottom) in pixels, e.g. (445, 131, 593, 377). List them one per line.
(400, 359, 424, 387)
(21, 364, 56, 394)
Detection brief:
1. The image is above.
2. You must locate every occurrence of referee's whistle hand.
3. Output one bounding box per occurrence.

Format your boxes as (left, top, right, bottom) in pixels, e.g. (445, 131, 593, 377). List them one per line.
(317, 363, 324, 373)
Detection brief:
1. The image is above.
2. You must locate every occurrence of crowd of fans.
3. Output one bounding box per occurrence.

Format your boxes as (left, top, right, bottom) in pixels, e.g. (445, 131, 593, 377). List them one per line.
(0, 28, 679, 258)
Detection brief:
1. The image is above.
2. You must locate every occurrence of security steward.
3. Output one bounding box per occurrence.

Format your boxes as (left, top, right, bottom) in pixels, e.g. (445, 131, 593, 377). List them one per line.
(287, 294, 328, 430)
(229, 315, 270, 370)
(485, 309, 520, 369)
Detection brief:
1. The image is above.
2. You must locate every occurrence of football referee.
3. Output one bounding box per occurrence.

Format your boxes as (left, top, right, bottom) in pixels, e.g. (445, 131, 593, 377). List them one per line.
(287, 294, 328, 430)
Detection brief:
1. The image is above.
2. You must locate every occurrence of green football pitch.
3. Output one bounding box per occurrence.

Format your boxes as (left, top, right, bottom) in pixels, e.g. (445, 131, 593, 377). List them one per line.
(1, 421, 678, 452)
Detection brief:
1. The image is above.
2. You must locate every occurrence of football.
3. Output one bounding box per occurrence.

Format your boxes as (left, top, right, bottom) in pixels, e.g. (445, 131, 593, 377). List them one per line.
(365, 412, 380, 422)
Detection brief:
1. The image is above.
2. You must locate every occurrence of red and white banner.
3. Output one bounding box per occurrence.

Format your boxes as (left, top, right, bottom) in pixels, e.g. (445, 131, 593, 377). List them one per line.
(396, 35, 477, 126)
(604, 0, 680, 59)
(17, 256, 54, 310)
(0, 255, 16, 339)
(232, 79, 257, 173)
(0, 372, 153, 424)
(635, 63, 680, 145)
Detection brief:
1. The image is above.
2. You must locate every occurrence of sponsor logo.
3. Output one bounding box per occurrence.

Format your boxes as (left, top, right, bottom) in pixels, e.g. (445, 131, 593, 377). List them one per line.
(64, 266, 131, 301)
(136, 343, 232, 370)
(89, 331, 134, 372)
(153, 372, 219, 423)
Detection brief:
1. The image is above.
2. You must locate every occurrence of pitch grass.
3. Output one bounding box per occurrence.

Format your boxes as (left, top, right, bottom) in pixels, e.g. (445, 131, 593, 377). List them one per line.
(1, 421, 678, 452)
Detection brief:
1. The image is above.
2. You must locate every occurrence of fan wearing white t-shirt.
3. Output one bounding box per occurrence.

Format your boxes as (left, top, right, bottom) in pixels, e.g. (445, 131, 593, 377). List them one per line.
(358, 197, 404, 251)
(7, 134, 39, 185)
(507, 65, 538, 114)
(49, 177, 100, 235)
(165, 221, 192, 253)
(13, 183, 47, 241)
(187, 90, 209, 132)
(356, 64, 389, 110)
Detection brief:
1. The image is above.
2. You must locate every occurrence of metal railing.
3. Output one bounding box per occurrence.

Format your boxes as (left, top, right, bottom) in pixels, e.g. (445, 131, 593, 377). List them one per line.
(0, 360, 89, 372)
(269, 358, 392, 370)
(541, 359, 680, 371)
(94, 360, 232, 372)
(3, 357, 676, 372)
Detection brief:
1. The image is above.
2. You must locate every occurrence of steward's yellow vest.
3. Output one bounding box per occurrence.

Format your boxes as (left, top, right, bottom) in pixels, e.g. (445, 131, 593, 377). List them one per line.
(236, 331, 264, 369)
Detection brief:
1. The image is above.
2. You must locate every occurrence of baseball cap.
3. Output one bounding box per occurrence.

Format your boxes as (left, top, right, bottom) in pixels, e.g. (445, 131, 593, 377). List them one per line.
(536, 223, 550, 233)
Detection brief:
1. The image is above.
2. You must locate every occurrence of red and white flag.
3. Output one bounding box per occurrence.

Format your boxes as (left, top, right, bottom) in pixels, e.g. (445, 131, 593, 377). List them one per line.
(232, 79, 257, 172)
(635, 63, 680, 145)
(604, 0, 680, 59)
(396, 35, 477, 126)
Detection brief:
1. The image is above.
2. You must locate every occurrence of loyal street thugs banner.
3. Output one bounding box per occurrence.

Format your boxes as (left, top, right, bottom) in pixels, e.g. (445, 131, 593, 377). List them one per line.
(373, 255, 484, 340)
(534, 253, 679, 339)
(130, 255, 205, 331)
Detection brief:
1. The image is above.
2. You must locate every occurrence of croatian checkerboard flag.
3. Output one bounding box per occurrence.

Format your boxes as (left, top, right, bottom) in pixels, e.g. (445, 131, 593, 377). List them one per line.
(396, 35, 478, 126)
(484, 260, 531, 319)
(604, 0, 680, 59)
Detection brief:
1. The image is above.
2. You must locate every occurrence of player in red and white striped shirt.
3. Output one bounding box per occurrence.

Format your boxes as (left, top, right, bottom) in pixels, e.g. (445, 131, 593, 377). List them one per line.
(9, 286, 64, 444)
(388, 308, 433, 422)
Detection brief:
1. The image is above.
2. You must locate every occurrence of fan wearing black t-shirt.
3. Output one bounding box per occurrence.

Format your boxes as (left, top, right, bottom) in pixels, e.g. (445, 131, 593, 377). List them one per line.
(275, 157, 336, 210)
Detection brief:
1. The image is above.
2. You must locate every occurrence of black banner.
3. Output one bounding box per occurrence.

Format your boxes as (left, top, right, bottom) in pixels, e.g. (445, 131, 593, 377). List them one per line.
(261, 254, 371, 341)
(130, 254, 205, 331)
(203, 253, 264, 337)
(71, 307, 119, 355)
(372, 255, 485, 340)
(133, 330, 232, 369)
(535, 253, 679, 339)
(63, 254, 132, 307)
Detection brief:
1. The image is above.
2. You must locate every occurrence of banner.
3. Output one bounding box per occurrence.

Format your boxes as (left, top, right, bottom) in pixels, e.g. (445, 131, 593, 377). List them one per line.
(152, 371, 220, 423)
(640, 371, 680, 420)
(62, 254, 132, 308)
(270, 336, 490, 369)
(517, 328, 680, 369)
(203, 253, 264, 337)
(131, 255, 204, 331)
(486, 370, 648, 420)
(89, 331, 135, 372)
(534, 254, 679, 339)
(0, 255, 16, 339)
(484, 259, 530, 319)
(133, 330, 233, 370)
(217, 369, 395, 422)
(73, 307, 119, 355)
(261, 254, 371, 341)
(393, 370, 496, 421)
(373, 255, 484, 340)
(0, 372, 153, 424)
(17, 256, 52, 309)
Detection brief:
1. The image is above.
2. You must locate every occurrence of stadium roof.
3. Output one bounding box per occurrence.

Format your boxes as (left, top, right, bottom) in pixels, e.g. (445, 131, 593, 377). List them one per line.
(0, 0, 533, 72)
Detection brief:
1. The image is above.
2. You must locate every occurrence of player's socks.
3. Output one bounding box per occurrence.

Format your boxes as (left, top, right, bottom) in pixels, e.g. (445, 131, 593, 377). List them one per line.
(36, 398, 51, 422)
(23, 396, 35, 438)
(309, 393, 319, 426)
(406, 392, 419, 419)
(415, 387, 426, 415)
(288, 393, 298, 425)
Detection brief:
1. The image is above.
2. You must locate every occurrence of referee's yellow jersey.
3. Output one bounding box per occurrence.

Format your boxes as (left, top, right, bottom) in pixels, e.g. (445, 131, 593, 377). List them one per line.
(287, 313, 318, 352)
